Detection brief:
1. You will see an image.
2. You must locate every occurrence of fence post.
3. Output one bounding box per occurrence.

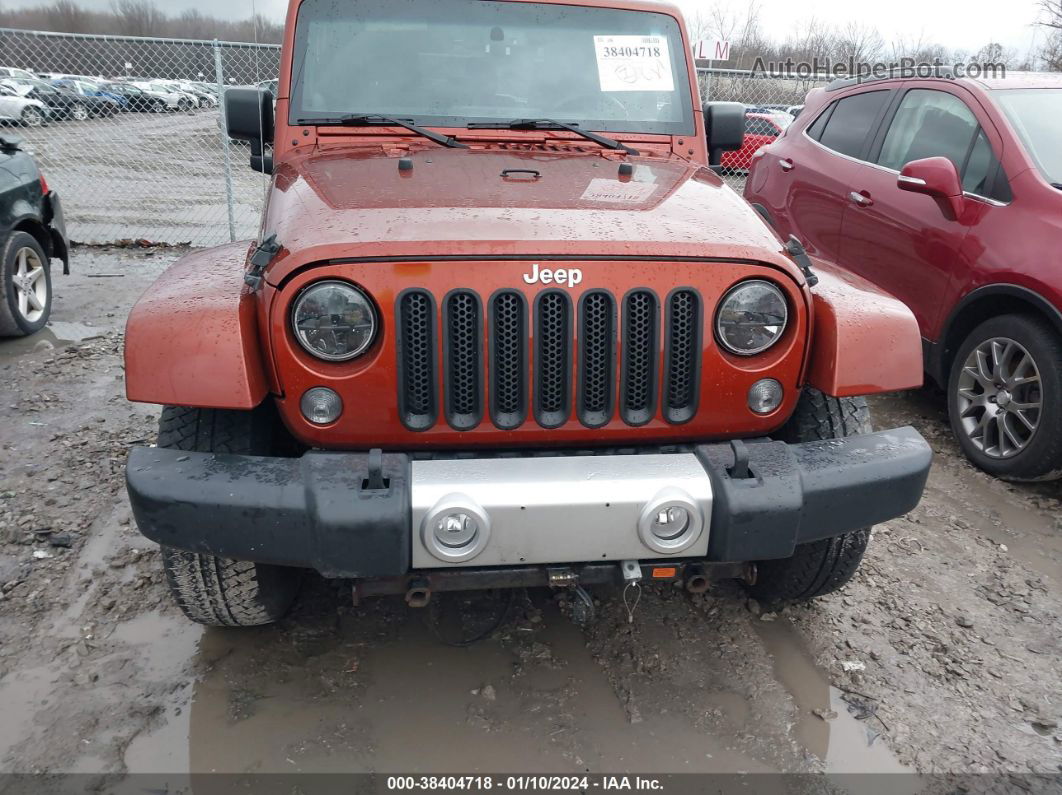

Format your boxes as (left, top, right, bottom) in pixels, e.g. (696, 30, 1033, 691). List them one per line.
(214, 39, 237, 243)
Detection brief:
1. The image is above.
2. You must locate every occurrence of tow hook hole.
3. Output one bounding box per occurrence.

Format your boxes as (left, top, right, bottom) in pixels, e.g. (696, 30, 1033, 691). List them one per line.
(406, 587, 432, 608)
(686, 574, 710, 594)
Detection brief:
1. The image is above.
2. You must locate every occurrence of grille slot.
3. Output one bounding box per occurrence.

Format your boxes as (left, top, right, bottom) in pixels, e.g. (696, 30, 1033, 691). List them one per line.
(534, 291, 573, 428)
(443, 290, 484, 430)
(489, 291, 528, 430)
(620, 289, 659, 426)
(664, 290, 702, 424)
(578, 290, 616, 428)
(396, 289, 437, 431)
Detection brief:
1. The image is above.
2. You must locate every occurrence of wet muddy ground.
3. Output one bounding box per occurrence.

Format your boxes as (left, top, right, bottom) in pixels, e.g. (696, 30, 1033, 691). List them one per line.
(0, 249, 1059, 787)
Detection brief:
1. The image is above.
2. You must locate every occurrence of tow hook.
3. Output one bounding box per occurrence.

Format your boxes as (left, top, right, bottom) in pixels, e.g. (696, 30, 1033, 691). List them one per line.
(405, 578, 432, 608)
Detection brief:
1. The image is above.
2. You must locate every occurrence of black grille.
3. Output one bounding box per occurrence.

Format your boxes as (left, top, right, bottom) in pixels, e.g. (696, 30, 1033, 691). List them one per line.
(578, 291, 616, 428)
(443, 291, 483, 430)
(395, 285, 700, 431)
(621, 290, 659, 426)
(396, 290, 437, 431)
(490, 291, 527, 430)
(664, 290, 702, 424)
(534, 291, 572, 428)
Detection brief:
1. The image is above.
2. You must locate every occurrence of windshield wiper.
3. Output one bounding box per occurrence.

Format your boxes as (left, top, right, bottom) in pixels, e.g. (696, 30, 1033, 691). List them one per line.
(467, 119, 639, 155)
(294, 114, 468, 149)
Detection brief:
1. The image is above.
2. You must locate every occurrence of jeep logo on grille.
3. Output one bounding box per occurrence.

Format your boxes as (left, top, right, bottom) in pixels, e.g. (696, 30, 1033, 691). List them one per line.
(522, 264, 583, 287)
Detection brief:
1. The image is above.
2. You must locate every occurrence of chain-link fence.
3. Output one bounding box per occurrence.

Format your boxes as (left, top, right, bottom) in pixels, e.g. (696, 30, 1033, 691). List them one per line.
(0, 28, 278, 246)
(698, 66, 831, 185)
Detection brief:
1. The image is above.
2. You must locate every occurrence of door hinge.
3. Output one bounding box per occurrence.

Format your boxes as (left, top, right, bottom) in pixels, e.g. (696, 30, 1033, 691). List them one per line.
(245, 234, 281, 290)
(785, 235, 818, 288)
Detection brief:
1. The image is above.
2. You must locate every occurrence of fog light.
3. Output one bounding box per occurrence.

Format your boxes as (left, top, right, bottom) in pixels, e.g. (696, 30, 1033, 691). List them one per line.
(421, 493, 491, 563)
(651, 506, 691, 540)
(638, 488, 703, 554)
(434, 512, 478, 548)
(748, 379, 783, 415)
(301, 387, 343, 425)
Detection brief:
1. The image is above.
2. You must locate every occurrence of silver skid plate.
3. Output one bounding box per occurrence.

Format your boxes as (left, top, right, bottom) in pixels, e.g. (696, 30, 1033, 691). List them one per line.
(410, 454, 713, 568)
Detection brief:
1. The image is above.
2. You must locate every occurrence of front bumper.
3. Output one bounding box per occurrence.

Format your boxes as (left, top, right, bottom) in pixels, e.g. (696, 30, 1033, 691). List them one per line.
(126, 427, 931, 580)
(43, 191, 69, 273)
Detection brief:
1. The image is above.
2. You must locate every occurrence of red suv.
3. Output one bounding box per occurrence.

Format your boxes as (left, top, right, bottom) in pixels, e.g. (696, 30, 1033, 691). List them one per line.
(745, 72, 1062, 481)
(720, 110, 791, 172)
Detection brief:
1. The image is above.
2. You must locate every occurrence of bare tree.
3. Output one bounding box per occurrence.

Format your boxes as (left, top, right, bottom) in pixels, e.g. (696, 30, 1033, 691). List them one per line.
(833, 22, 885, 65)
(110, 0, 164, 37)
(45, 0, 88, 32)
(1038, 0, 1062, 29)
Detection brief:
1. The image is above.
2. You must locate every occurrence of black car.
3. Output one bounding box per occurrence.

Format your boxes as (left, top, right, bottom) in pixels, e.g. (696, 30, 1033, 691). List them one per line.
(99, 81, 169, 113)
(0, 135, 69, 336)
(2, 78, 116, 120)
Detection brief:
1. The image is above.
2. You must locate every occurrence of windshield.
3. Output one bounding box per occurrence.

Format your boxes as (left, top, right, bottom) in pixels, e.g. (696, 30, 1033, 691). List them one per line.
(993, 88, 1062, 185)
(290, 0, 694, 136)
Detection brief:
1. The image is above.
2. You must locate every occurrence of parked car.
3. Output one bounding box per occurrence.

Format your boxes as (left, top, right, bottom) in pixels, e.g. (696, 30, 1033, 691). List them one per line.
(99, 81, 169, 113)
(50, 78, 127, 112)
(131, 81, 195, 112)
(1, 78, 114, 120)
(0, 135, 69, 337)
(123, 0, 931, 627)
(720, 110, 790, 172)
(745, 71, 1062, 480)
(0, 84, 50, 127)
(0, 67, 38, 81)
(173, 81, 219, 108)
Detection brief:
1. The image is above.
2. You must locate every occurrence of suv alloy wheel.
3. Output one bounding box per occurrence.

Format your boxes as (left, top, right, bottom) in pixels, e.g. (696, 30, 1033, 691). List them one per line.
(949, 314, 1062, 480)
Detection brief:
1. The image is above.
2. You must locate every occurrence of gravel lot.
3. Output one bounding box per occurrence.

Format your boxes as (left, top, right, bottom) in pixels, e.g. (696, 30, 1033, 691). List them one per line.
(14, 110, 266, 247)
(0, 248, 1059, 789)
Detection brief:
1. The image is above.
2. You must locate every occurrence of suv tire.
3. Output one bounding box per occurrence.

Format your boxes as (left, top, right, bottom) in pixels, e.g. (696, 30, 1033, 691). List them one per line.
(947, 314, 1062, 481)
(750, 388, 873, 604)
(70, 103, 89, 121)
(154, 405, 301, 626)
(0, 232, 52, 337)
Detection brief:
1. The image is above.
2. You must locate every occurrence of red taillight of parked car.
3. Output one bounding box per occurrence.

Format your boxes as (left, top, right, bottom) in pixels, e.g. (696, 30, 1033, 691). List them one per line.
(39, 173, 49, 195)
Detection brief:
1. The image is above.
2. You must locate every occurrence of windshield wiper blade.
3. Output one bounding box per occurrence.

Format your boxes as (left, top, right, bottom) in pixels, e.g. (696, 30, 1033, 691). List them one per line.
(294, 114, 467, 149)
(467, 118, 639, 155)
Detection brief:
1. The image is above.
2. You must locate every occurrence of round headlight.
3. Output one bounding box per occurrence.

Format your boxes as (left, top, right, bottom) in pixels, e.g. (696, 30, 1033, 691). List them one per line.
(716, 280, 788, 356)
(291, 281, 377, 361)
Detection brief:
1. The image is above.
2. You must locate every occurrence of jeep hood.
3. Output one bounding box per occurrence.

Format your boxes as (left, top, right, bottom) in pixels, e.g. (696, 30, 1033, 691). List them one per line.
(262, 147, 797, 285)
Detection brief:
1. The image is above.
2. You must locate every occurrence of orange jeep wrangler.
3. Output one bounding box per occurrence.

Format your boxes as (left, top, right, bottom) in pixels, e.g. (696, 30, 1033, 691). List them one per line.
(124, 0, 932, 627)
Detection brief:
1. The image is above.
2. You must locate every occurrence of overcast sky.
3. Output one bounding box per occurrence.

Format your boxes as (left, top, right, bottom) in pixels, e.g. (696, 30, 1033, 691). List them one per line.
(3, 0, 1049, 56)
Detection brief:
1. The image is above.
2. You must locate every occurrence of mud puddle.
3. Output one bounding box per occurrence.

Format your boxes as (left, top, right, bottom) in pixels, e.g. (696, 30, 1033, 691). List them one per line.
(124, 590, 787, 774)
(753, 617, 912, 779)
(115, 584, 926, 779)
(0, 321, 104, 364)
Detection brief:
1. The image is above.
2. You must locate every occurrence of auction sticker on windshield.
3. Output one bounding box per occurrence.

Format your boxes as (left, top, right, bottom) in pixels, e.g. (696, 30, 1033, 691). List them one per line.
(594, 35, 674, 92)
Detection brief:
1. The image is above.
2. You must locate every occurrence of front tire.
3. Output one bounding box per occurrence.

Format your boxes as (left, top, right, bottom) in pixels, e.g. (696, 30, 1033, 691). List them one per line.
(154, 405, 301, 626)
(20, 106, 44, 127)
(750, 388, 872, 604)
(948, 314, 1062, 481)
(0, 232, 52, 337)
(70, 103, 89, 121)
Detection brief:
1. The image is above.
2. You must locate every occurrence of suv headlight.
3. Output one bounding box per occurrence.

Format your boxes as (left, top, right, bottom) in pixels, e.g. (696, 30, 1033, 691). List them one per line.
(291, 280, 377, 361)
(715, 280, 788, 355)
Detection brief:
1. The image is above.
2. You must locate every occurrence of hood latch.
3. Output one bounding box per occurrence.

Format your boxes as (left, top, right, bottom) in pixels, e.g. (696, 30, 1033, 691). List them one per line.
(245, 234, 281, 290)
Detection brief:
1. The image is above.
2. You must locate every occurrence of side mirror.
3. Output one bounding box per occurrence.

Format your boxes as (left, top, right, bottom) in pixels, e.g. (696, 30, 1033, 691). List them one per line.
(898, 156, 964, 219)
(225, 87, 274, 174)
(702, 101, 745, 167)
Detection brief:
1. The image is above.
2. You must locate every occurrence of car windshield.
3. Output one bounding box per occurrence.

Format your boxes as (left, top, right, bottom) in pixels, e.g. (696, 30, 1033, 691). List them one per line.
(290, 0, 694, 135)
(993, 88, 1062, 185)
